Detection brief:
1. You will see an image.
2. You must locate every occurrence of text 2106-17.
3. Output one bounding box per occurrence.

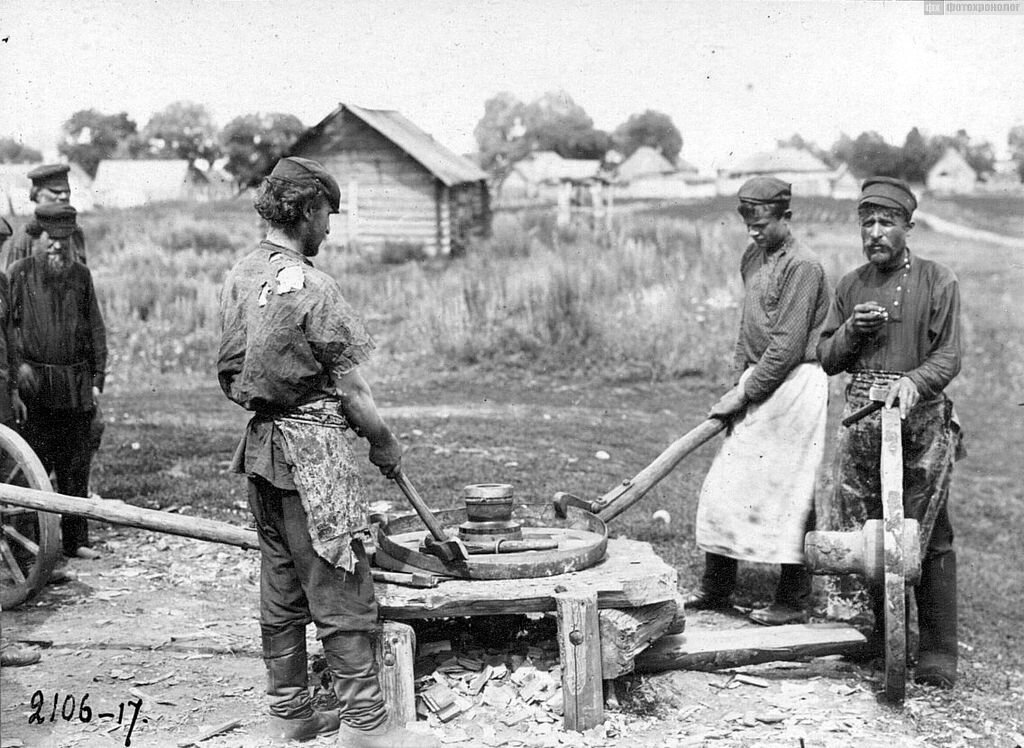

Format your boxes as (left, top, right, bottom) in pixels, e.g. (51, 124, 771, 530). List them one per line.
(28, 690, 145, 747)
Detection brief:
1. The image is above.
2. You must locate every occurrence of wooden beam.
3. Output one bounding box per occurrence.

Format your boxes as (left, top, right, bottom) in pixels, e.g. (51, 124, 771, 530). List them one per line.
(376, 621, 417, 728)
(0, 484, 259, 551)
(634, 623, 867, 673)
(555, 589, 603, 732)
(599, 599, 679, 678)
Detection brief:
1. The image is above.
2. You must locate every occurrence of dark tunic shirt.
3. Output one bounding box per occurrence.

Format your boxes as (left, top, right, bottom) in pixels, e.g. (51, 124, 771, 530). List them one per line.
(816, 250, 961, 399)
(734, 235, 830, 403)
(218, 241, 375, 490)
(9, 255, 106, 412)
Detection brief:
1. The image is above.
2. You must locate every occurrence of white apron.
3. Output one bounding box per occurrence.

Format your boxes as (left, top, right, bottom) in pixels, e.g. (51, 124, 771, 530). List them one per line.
(695, 362, 827, 564)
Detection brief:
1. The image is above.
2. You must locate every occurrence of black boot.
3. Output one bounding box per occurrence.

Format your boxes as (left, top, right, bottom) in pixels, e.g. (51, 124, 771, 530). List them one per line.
(322, 631, 439, 748)
(914, 550, 958, 688)
(750, 564, 810, 626)
(263, 627, 340, 742)
(684, 553, 737, 610)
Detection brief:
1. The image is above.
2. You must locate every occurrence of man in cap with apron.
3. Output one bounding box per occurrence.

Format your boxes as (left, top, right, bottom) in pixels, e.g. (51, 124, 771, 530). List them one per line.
(687, 177, 831, 626)
(218, 157, 439, 746)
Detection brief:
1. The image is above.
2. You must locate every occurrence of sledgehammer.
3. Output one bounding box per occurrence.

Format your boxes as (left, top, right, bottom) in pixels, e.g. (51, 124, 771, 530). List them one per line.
(841, 385, 894, 427)
(390, 468, 469, 562)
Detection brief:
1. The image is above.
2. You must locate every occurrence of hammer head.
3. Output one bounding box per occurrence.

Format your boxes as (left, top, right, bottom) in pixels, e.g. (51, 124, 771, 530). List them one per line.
(420, 534, 470, 562)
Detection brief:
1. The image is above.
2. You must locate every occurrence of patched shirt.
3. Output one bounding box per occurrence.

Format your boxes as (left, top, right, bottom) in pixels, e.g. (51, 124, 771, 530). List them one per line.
(734, 235, 830, 403)
(816, 251, 961, 400)
(217, 241, 375, 415)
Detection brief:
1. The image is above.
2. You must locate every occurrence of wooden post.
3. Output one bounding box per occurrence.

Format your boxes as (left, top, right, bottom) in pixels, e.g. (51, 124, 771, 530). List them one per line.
(555, 589, 603, 732)
(376, 621, 416, 728)
(880, 406, 907, 703)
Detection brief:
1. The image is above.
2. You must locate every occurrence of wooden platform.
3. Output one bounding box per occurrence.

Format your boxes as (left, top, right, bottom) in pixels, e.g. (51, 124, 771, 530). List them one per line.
(372, 537, 679, 731)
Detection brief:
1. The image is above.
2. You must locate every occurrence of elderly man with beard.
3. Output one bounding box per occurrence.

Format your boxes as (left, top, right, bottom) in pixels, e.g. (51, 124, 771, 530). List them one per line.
(218, 157, 439, 747)
(818, 177, 963, 689)
(9, 203, 106, 561)
(1, 164, 88, 269)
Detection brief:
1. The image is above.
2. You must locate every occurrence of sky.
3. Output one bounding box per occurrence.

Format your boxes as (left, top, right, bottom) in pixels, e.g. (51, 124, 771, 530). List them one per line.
(2, 0, 1023, 173)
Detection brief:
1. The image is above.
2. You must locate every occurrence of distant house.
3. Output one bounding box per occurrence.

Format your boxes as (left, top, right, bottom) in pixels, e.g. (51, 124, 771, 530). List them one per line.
(289, 103, 491, 257)
(927, 148, 977, 195)
(828, 163, 862, 200)
(718, 147, 834, 197)
(497, 151, 602, 203)
(0, 162, 95, 216)
(92, 160, 214, 208)
(613, 146, 713, 200)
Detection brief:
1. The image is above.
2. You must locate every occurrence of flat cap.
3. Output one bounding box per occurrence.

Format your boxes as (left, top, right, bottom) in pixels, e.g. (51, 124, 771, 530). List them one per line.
(35, 202, 78, 239)
(0, 216, 12, 239)
(860, 176, 917, 217)
(269, 157, 340, 214)
(27, 163, 71, 190)
(737, 176, 792, 205)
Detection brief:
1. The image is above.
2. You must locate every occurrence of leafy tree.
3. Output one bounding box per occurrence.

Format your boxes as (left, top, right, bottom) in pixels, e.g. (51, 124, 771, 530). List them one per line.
(0, 138, 42, 164)
(473, 90, 611, 178)
(834, 131, 902, 179)
(900, 127, 931, 183)
(1009, 124, 1024, 181)
(58, 109, 138, 177)
(221, 112, 305, 187)
(521, 90, 610, 161)
(473, 92, 529, 177)
(613, 110, 682, 163)
(143, 101, 219, 163)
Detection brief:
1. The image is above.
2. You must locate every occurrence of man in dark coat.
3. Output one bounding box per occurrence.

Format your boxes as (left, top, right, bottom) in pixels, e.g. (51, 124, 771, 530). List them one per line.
(9, 203, 106, 560)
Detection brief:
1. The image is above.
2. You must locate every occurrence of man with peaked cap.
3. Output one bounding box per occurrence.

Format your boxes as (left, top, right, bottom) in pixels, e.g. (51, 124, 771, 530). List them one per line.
(9, 203, 107, 562)
(687, 177, 831, 625)
(1, 163, 88, 270)
(818, 177, 963, 688)
(218, 157, 439, 746)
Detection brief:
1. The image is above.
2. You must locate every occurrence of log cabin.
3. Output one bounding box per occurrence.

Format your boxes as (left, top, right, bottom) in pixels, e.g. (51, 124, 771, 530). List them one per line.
(289, 103, 491, 258)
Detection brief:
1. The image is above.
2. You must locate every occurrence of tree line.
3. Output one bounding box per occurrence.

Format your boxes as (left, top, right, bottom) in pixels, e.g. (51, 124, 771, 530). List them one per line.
(1, 92, 1022, 187)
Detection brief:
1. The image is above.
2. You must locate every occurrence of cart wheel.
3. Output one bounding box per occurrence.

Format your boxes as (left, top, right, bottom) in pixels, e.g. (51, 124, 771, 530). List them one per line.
(0, 423, 59, 609)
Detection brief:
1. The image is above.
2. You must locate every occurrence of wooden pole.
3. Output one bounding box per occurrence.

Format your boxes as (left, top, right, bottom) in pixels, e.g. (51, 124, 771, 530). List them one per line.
(376, 621, 417, 727)
(0, 483, 259, 550)
(597, 419, 725, 522)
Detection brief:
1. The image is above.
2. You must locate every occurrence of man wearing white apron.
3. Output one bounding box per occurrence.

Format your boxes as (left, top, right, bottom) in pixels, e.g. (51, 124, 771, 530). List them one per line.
(687, 177, 831, 626)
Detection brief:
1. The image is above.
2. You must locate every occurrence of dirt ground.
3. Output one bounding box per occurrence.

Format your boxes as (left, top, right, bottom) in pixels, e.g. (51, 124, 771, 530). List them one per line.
(2, 529, 1004, 748)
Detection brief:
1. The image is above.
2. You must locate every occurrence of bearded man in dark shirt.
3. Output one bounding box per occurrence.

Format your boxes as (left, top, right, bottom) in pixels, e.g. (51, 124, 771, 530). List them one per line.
(818, 177, 963, 689)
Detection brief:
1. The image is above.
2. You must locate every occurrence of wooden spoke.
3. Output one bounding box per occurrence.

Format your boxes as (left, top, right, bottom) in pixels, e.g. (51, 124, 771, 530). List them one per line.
(2, 522, 40, 556)
(0, 537, 27, 585)
(5, 462, 23, 485)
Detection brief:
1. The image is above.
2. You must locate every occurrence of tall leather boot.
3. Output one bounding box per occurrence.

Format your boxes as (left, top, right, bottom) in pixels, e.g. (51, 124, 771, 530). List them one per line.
(263, 627, 340, 742)
(914, 550, 958, 688)
(322, 631, 439, 748)
(684, 553, 737, 610)
(750, 564, 810, 626)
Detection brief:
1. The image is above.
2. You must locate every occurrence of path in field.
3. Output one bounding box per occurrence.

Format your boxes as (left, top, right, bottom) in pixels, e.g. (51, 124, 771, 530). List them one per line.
(915, 210, 1024, 249)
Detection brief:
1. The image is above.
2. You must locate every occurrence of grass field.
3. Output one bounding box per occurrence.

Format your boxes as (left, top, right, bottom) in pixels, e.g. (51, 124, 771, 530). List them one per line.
(37, 193, 1024, 740)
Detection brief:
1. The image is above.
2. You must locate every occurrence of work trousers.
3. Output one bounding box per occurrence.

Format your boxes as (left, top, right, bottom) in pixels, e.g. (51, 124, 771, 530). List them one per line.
(20, 408, 95, 556)
(246, 477, 378, 639)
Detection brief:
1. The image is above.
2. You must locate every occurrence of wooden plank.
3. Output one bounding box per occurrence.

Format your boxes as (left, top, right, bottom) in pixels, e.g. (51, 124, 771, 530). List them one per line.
(880, 405, 907, 703)
(555, 589, 603, 732)
(376, 621, 417, 728)
(0, 484, 259, 550)
(376, 538, 677, 619)
(599, 599, 679, 678)
(634, 623, 867, 673)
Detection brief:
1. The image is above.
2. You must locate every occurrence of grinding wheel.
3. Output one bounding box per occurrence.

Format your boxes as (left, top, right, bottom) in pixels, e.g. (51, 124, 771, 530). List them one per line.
(880, 406, 907, 703)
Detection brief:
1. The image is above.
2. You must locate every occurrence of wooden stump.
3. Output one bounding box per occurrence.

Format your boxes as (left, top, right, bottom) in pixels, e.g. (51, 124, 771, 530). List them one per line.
(599, 598, 680, 678)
